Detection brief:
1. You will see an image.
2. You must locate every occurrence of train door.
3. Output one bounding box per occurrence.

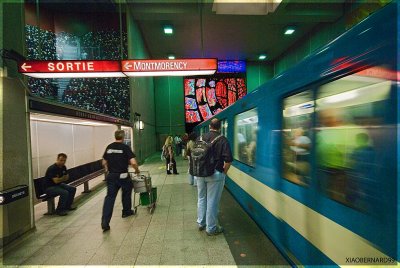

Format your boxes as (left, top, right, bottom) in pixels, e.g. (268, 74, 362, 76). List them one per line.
(282, 91, 313, 186)
(279, 68, 397, 265)
(281, 90, 315, 264)
(311, 69, 396, 264)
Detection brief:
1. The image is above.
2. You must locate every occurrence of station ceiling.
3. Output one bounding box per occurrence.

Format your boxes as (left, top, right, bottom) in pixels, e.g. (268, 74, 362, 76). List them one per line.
(35, 0, 347, 62)
(126, 0, 346, 61)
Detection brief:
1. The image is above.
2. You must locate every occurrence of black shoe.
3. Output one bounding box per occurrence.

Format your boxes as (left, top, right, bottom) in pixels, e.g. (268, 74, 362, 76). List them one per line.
(167, 172, 172, 175)
(206, 226, 224, 236)
(198, 225, 206, 231)
(102, 225, 110, 232)
(56, 210, 68, 216)
(67, 206, 77, 211)
(122, 210, 134, 218)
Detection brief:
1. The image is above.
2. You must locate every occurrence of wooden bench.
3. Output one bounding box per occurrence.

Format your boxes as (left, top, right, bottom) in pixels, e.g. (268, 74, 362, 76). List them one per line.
(33, 159, 105, 215)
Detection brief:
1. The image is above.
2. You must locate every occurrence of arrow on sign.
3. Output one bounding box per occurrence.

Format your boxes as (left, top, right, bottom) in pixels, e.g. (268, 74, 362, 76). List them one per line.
(124, 62, 133, 70)
(21, 63, 32, 71)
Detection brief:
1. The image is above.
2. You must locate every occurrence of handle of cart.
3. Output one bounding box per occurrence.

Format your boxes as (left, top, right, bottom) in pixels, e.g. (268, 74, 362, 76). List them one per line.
(129, 171, 157, 214)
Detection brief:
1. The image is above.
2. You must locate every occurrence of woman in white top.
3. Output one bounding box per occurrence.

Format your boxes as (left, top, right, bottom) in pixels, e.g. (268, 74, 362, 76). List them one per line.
(163, 136, 178, 175)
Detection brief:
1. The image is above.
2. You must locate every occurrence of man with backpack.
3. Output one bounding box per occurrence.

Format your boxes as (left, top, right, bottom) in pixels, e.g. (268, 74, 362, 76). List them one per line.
(191, 118, 233, 236)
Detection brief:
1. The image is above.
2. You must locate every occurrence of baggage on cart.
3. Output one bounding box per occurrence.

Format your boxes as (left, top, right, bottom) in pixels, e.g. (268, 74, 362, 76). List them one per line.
(130, 171, 157, 214)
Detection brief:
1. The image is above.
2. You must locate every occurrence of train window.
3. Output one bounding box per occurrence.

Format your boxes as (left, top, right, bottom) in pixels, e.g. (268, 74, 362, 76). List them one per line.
(282, 91, 313, 186)
(315, 69, 392, 211)
(221, 119, 228, 137)
(234, 108, 258, 167)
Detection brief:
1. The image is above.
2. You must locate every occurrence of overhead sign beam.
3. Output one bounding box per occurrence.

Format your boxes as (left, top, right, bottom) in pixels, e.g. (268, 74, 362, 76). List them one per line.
(18, 59, 218, 78)
(122, 59, 217, 76)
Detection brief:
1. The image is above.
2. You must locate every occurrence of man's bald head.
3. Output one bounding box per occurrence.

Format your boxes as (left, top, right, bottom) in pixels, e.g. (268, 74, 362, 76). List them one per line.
(210, 118, 221, 131)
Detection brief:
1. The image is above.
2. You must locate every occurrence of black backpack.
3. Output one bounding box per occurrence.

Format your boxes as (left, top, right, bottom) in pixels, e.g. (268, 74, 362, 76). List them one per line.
(191, 134, 223, 177)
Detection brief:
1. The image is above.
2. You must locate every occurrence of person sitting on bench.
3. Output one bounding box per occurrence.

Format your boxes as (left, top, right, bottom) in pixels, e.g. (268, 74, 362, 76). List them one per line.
(44, 153, 77, 216)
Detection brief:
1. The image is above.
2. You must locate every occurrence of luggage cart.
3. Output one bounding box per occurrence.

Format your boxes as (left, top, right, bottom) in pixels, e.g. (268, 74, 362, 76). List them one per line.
(130, 171, 157, 214)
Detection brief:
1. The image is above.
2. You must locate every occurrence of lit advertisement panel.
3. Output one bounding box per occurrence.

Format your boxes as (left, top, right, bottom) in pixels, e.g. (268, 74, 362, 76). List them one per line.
(199, 104, 213, 121)
(186, 110, 201, 123)
(217, 60, 246, 73)
(184, 76, 247, 124)
(185, 97, 198, 110)
(185, 79, 195, 95)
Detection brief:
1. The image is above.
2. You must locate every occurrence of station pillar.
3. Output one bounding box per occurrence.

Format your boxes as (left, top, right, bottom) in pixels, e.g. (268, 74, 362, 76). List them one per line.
(0, 1, 34, 247)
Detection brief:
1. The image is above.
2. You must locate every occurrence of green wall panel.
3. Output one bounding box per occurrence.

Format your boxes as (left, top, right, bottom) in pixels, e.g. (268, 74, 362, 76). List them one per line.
(154, 76, 185, 136)
(246, 62, 273, 93)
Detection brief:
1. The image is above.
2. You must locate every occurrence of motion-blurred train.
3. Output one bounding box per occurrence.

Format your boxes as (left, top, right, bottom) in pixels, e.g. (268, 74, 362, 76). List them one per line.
(194, 2, 398, 266)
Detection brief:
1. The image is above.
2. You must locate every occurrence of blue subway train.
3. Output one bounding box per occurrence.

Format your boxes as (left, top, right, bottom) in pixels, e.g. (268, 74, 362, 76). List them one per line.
(194, 2, 398, 266)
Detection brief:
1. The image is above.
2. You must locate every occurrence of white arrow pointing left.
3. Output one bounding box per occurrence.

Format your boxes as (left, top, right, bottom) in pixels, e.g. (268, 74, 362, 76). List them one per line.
(21, 63, 32, 72)
(124, 62, 132, 70)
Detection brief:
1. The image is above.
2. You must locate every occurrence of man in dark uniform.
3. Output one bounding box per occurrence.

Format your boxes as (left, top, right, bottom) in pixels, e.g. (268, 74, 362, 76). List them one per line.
(101, 130, 140, 232)
(45, 153, 76, 216)
(195, 118, 233, 236)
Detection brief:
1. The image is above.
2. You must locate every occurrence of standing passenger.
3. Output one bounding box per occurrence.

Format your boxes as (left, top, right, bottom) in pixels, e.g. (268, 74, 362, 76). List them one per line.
(163, 136, 179, 175)
(182, 133, 189, 159)
(174, 135, 182, 156)
(101, 130, 140, 232)
(44, 153, 76, 216)
(186, 132, 198, 186)
(195, 119, 233, 235)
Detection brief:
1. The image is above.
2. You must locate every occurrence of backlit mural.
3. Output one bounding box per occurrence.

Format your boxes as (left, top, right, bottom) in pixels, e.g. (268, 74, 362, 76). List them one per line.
(185, 77, 247, 123)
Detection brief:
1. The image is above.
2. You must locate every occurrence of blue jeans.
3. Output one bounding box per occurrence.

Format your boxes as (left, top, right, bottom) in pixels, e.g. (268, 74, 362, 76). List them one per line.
(45, 183, 76, 211)
(195, 170, 225, 233)
(101, 173, 133, 226)
(188, 173, 197, 186)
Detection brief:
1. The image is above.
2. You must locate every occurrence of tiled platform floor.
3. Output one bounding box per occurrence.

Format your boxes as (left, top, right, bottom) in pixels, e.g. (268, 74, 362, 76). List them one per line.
(2, 154, 289, 266)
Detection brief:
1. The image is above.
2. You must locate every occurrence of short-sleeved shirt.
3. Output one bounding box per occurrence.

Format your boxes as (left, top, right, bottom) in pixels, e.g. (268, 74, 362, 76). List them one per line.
(103, 142, 136, 173)
(45, 164, 68, 188)
(201, 130, 233, 173)
(290, 136, 311, 155)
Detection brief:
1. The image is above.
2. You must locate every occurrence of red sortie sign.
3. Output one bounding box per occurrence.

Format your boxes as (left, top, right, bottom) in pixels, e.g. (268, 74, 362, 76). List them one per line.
(18, 60, 121, 73)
